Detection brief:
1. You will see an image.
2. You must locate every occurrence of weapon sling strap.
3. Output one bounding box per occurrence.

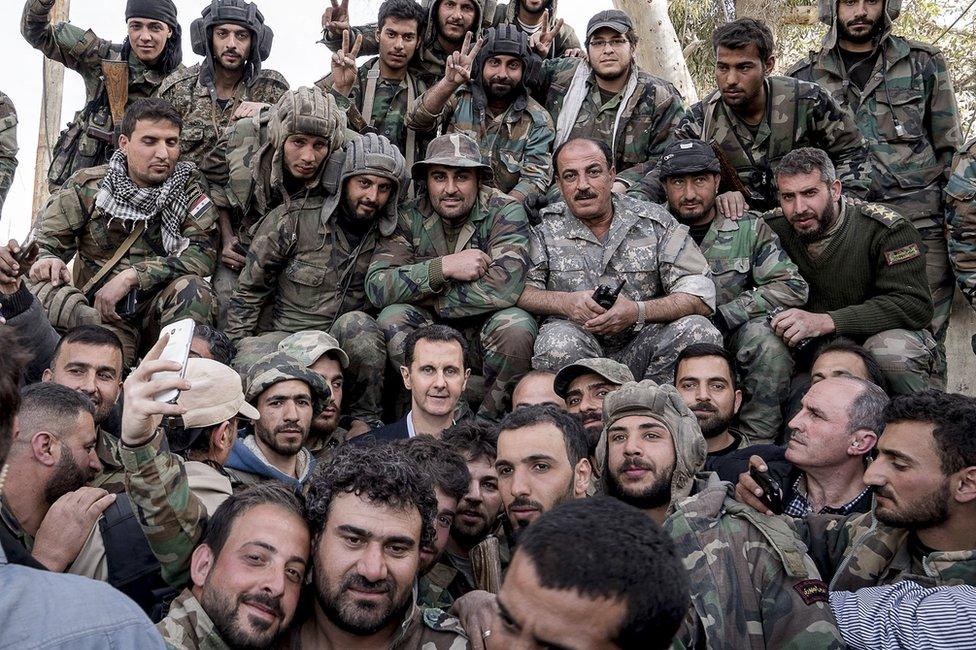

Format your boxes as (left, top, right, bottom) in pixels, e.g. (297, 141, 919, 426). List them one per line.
(362, 64, 418, 196)
(80, 221, 146, 296)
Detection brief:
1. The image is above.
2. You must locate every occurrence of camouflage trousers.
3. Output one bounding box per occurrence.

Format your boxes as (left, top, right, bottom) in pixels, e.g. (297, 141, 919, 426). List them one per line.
(231, 311, 386, 425)
(30, 275, 215, 364)
(728, 318, 793, 444)
(919, 226, 953, 383)
(211, 263, 238, 331)
(377, 304, 537, 422)
(862, 328, 943, 394)
(532, 315, 722, 385)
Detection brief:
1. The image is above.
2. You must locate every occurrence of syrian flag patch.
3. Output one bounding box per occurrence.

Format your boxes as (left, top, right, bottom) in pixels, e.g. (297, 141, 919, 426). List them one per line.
(189, 194, 213, 219)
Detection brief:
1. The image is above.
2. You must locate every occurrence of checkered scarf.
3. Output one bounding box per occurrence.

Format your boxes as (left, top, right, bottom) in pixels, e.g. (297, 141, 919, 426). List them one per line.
(95, 149, 195, 256)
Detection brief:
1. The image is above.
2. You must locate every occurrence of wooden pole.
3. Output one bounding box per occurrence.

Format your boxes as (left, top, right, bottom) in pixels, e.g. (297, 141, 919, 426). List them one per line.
(31, 0, 70, 222)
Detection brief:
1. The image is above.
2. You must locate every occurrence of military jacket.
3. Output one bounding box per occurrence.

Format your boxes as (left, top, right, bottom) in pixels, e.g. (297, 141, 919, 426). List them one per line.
(226, 195, 379, 341)
(789, 36, 961, 226)
(157, 589, 229, 650)
(527, 194, 715, 344)
(34, 165, 218, 294)
(0, 92, 18, 213)
(675, 76, 871, 210)
(158, 63, 290, 166)
(407, 86, 554, 197)
(698, 212, 808, 331)
(491, 0, 581, 58)
(666, 474, 844, 649)
(366, 186, 530, 320)
(946, 139, 976, 308)
(795, 510, 976, 591)
(535, 58, 685, 179)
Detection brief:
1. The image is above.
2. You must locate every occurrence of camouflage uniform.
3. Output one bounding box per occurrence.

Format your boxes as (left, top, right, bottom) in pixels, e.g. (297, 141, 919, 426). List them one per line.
(0, 92, 18, 213)
(21, 0, 182, 186)
(29, 165, 218, 363)
(528, 194, 720, 384)
(633, 77, 872, 211)
(789, 0, 961, 373)
(489, 0, 581, 58)
(158, 63, 289, 165)
(535, 57, 685, 183)
(199, 87, 347, 329)
(406, 26, 555, 197)
(366, 134, 535, 421)
(227, 134, 407, 425)
(418, 532, 509, 610)
(157, 589, 229, 649)
(947, 139, 976, 312)
(699, 212, 808, 442)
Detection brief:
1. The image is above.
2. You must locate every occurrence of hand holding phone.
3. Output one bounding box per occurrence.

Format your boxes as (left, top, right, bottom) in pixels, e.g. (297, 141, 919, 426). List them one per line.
(152, 319, 196, 403)
(749, 466, 785, 515)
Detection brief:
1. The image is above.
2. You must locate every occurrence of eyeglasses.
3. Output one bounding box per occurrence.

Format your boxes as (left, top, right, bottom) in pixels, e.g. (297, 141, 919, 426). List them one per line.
(588, 37, 629, 50)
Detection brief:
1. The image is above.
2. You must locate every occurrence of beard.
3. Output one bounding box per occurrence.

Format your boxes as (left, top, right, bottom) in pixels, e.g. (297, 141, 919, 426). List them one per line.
(692, 403, 734, 440)
(44, 450, 91, 504)
(315, 570, 411, 635)
(256, 423, 308, 456)
(605, 457, 675, 510)
(838, 16, 883, 45)
(485, 79, 520, 104)
(450, 505, 495, 548)
(201, 579, 285, 650)
(874, 481, 952, 530)
(794, 199, 837, 244)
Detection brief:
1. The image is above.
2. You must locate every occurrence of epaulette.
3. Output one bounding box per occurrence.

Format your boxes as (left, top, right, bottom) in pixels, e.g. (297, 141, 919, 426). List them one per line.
(785, 55, 814, 77)
(255, 68, 289, 87)
(904, 38, 944, 56)
(859, 202, 905, 228)
(758, 207, 786, 222)
(66, 164, 109, 189)
(158, 64, 201, 97)
(421, 607, 467, 636)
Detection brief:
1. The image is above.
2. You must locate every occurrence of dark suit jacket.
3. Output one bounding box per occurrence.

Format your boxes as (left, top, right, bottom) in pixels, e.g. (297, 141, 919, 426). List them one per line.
(348, 416, 409, 446)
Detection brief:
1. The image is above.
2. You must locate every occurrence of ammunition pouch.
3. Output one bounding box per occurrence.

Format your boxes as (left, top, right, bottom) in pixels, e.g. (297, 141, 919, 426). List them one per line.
(48, 89, 116, 188)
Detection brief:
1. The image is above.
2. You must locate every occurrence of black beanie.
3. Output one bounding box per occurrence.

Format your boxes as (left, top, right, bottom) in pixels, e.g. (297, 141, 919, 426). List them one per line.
(125, 0, 179, 30)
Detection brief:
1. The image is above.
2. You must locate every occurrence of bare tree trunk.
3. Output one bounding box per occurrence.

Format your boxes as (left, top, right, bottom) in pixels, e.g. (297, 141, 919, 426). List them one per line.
(32, 0, 69, 222)
(613, 0, 699, 102)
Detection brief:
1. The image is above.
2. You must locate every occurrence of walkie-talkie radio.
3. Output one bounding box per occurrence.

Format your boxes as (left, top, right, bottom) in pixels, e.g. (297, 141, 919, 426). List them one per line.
(592, 280, 626, 310)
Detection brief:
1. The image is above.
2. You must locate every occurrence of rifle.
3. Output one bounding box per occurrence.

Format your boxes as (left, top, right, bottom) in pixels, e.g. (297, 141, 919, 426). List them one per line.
(100, 60, 129, 146)
(709, 142, 751, 197)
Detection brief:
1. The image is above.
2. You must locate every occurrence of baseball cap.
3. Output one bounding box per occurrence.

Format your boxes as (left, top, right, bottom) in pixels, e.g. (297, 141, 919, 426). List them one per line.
(278, 330, 349, 369)
(659, 140, 721, 179)
(167, 358, 259, 452)
(554, 358, 636, 399)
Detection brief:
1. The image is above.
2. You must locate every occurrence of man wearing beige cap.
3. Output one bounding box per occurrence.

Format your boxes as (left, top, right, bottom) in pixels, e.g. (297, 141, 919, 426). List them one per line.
(553, 357, 633, 455)
(600, 380, 843, 648)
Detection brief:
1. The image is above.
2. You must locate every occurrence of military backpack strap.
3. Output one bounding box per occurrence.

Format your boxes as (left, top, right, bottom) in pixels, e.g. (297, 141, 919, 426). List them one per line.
(404, 73, 418, 197)
(361, 65, 382, 128)
(79, 220, 146, 297)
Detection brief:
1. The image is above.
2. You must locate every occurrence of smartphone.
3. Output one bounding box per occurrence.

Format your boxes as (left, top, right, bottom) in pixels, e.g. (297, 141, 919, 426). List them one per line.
(152, 318, 196, 403)
(749, 466, 785, 515)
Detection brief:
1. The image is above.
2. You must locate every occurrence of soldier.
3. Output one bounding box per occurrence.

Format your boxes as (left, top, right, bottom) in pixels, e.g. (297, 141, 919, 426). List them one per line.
(317, 0, 429, 173)
(227, 134, 406, 428)
(631, 18, 871, 214)
(601, 380, 845, 648)
(224, 351, 330, 489)
(553, 357, 633, 456)
(27, 99, 218, 364)
(531, 9, 685, 187)
(660, 139, 808, 441)
(0, 92, 18, 214)
(366, 132, 536, 422)
(490, 2, 580, 59)
(322, 0, 488, 85)
(159, 0, 289, 165)
(947, 139, 976, 321)
(199, 86, 347, 329)
(511, 369, 564, 410)
(22, 0, 184, 186)
(764, 147, 939, 394)
(521, 138, 721, 391)
(789, 0, 962, 366)
(407, 26, 554, 201)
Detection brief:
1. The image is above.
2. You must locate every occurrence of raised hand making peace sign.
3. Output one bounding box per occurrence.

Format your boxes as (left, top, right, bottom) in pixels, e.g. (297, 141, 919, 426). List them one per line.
(528, 10, 564, 57)
(331, 29, 364, 97)
(322, 0, 351, 38)
(444, 31, 484, 87)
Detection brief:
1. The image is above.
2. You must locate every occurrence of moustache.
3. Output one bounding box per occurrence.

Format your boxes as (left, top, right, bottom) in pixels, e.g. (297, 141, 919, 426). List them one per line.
(344, 573, 393, 595)
(618, 458, 655, 472)
(241, 592, 284, 619)
(275, 424, 303, 434)
(693, 402, 717, 414)
(574, 190, 599, 201)
(509, 495, 544, 511)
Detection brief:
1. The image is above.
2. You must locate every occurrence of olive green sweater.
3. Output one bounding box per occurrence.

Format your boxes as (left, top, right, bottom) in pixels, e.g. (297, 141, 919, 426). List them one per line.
(765, 199, 932, 337)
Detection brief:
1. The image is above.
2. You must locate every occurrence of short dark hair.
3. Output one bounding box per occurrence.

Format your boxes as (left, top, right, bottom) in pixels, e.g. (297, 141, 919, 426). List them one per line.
(403, 324, 469, 369)
(193, 324, 236, 366)
(712, 18, 775, 62)
(812, 337, 888, 393)
(553, 137, 614, 176)
(883, 390, 976, 476)
(305, 443, 438, 549)
(202, 482, 306, 560)
(0, 329, 32, 462)
(674, 343, 739, 392)
(51, 325, 125, 371)
(774, 147, 837, 185)
(441, 420, 499, 464)
(17, 382, 96, 440)
(514, 497, 690, 649)
(120, 97, 183, 138)
(498, 405, 588, 468)
(396, 436, 471, 501)
(377, 0, 425, 32)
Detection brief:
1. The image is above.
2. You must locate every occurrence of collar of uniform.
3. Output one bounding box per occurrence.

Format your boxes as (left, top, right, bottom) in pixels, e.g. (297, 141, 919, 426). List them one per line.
(0, 496, 31, 552)
(165, 588, 227, 648)
(126, 50, 164, 86)
(389, 590, 423, 648)
(712, 212, 741, 233)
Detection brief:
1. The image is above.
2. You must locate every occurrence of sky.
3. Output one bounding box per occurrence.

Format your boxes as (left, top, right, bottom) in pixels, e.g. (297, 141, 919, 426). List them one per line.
(0, 0, 613, 241)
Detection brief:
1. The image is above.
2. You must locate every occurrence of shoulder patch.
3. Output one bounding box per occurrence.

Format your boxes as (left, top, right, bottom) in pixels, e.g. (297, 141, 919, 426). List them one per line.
(793, 579, 829, 605)
(188, 193, 213, 219)
(422, 607, 467, 635)
(860, 203, 903, 227)
(885, 243, 921, 266)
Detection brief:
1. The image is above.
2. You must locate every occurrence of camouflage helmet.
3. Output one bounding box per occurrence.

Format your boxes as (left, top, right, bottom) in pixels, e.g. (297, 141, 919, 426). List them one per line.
(268, 87, 347, 188)
(601, 380, 707, 507)
(553, 357, 635, 399)
(411, 132, 493, 186)
(244, 350, 332, 414)
(278, 330, 349, 369)
(321, 133, 409, 236)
